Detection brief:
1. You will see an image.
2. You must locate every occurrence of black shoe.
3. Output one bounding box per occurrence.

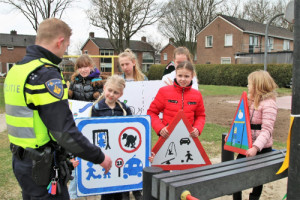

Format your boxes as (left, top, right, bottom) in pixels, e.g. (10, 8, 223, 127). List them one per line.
(133, 190, 143, 200)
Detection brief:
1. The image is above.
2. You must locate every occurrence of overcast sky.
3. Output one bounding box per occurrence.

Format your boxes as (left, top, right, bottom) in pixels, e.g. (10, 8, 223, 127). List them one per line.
(0, 1, 167, 54)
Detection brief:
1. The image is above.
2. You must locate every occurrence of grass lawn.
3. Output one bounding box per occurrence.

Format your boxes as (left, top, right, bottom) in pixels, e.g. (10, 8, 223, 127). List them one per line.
(0, 79, 4, 114)
(199, 84, 292, 96)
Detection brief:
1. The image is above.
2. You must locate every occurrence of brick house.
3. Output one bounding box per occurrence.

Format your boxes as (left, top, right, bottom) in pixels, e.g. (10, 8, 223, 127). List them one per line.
(160, 38, 176, 65)
(196, 15, 294, 64)
(160, 38, 197, 65)
(0, 30, 35, 73)
(81, 32, 155, 73)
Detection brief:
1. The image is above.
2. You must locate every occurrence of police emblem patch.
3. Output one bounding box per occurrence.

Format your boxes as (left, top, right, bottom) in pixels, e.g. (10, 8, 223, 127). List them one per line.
(45, 79, 64, 99)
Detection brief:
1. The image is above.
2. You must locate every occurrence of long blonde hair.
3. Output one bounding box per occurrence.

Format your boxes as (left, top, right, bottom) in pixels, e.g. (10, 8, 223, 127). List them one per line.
(248, 70, 278, 109)
(118, 48, 146, 81)
(91, 75, 127, 116)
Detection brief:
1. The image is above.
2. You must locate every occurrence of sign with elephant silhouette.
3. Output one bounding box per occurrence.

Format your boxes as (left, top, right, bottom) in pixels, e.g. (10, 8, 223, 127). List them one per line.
(74, 116, 151, 196)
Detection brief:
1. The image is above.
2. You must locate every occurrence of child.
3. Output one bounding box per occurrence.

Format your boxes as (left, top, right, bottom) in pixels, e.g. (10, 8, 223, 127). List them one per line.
(233, 70, 278, 200)
(147, 60, 205, 139)
(91, 75, 133, 200)
(68, 54, 106, 101)
(162, 47, 198, 90)
(118, 48, 148, 82)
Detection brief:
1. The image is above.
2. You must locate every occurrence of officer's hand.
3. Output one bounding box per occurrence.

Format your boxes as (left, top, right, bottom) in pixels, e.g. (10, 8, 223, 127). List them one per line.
(70, 158, 79, 168)
(100, 154, 112, 174)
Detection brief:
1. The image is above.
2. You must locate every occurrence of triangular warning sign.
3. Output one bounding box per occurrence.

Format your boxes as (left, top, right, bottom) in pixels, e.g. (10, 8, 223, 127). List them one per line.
(224, 92, 252, 155)
(151, 110, 211, 170)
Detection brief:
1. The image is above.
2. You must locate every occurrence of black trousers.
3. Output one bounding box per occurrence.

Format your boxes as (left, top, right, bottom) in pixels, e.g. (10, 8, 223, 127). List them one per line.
(12, 155, 69, 200)
(233, 147, 272, 200)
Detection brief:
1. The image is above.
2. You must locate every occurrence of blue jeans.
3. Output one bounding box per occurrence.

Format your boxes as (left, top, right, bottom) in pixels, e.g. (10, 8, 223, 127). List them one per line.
(68, 170, 78, 199)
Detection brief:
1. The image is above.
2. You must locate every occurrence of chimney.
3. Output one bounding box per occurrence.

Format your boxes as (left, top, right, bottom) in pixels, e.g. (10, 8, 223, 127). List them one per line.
(169, 38, 174, 43)
(141, 36, 146, 42)
(89, 32, 95, 38)
(10, 30, 17, 35)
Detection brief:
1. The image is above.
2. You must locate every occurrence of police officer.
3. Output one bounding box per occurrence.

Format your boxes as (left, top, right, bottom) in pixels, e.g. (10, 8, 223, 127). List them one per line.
(4, 18, 112, 199)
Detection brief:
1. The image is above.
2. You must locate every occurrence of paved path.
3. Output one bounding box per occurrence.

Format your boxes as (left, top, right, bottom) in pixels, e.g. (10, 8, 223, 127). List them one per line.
(227, 96, 292, 110)
(0, 113, 6, 132)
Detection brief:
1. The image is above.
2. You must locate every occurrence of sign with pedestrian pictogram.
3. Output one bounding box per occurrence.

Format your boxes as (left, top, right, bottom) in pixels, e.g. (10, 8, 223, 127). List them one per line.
(224, 92, 252, 155)
(74, 115, 151, 196)
(151, 110, 211, 170)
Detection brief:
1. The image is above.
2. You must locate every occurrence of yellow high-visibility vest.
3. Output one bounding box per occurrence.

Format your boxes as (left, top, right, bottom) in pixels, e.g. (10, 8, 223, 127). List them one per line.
(4, 58, 67, 149)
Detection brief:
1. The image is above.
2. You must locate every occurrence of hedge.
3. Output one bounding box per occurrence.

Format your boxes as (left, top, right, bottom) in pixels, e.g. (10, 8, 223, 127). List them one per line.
(147, 64, 292, 88)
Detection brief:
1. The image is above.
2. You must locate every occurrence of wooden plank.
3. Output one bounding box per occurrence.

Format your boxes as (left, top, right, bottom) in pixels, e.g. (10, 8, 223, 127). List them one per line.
(168, 155, 287, 200)
(158, 150, 285, 200)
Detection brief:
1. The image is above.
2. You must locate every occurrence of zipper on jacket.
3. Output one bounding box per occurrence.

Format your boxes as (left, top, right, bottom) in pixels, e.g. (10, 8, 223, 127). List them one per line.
(181, 88, 185, 110)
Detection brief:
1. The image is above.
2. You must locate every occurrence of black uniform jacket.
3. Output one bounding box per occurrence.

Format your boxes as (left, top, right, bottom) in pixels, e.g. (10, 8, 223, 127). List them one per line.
(19, 45, 105, 164)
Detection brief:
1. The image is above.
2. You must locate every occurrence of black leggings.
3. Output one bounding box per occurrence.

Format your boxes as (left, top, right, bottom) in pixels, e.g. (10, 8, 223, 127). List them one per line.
(233, 147, 272, 200)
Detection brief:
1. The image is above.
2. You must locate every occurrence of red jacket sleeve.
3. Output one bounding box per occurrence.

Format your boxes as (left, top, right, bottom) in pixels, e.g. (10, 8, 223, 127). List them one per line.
(193, 92, 206, 135)
(147, 88, 166, 135)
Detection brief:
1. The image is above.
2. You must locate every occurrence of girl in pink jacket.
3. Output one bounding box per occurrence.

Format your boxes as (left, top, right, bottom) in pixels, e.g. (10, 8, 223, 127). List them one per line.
(233, 70, 278, 200)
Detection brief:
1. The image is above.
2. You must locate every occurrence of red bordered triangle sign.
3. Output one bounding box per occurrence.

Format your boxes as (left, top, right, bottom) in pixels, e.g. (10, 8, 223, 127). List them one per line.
(151, 110, 211, 170)
(224, 91, 252, 155)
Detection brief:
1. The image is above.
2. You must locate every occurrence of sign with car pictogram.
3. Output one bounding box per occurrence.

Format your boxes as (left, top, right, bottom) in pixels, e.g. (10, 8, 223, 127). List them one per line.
(151, 110, 211, 170)
(74, 115, 151, 196)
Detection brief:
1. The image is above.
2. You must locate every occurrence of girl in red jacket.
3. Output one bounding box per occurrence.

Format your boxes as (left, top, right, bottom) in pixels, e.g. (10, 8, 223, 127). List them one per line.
(147, 61, 205, 139)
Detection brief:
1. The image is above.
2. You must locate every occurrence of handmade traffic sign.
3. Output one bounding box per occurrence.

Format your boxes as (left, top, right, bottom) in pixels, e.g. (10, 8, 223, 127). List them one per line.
(151, 110, 211, 170)
(74, 115, 151, 196)
(224, 92, 252, 155)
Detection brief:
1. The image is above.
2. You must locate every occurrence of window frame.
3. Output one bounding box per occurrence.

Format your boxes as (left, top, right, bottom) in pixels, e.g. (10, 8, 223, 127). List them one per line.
(224, 34, 233, 47)
(268, 37, 274, 50)
(283, 40, 290, 50)
(163, 53, 167, 61)
(221, 57, 231, 64)
(205, 35, 213, 47)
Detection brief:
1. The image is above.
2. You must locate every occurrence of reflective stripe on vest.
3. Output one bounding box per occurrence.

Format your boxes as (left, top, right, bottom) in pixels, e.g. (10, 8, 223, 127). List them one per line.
(4, 58, 67, 149)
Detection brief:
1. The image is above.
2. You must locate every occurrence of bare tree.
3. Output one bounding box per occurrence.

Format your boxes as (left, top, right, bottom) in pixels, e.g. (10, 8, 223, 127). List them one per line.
(87, 0, 163, 53)
(158, 0, 225, 56)
(242, 0, 291, 30)
(146, 35, 163, 55)
(0, 0, 74, 32)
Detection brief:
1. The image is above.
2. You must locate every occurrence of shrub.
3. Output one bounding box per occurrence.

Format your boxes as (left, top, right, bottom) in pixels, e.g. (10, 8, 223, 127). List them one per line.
(147, 64, 292, 87)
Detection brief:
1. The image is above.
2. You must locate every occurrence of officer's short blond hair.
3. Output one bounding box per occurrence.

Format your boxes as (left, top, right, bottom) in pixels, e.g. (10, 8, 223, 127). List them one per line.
(36, 18, 72, 44)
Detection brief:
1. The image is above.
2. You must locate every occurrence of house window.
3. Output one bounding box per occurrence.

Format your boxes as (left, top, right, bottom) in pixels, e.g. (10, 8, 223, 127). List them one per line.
(7, 46, 14, 50)
(249, 35, 258, 46)
(7, 63, 14, 72)
(142, 52, 154, 72)
(163, 53, 167, 61)
(283, 40, 290, 50)
(100, 50, 114, 72)
(221, 57, 231, 64)
(205, 36, 213, 47)
(84, 50, 88, 54)
(225, 34, 233, 46)
(268, 37, 274, 50)
(193, 54, 197, 61)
